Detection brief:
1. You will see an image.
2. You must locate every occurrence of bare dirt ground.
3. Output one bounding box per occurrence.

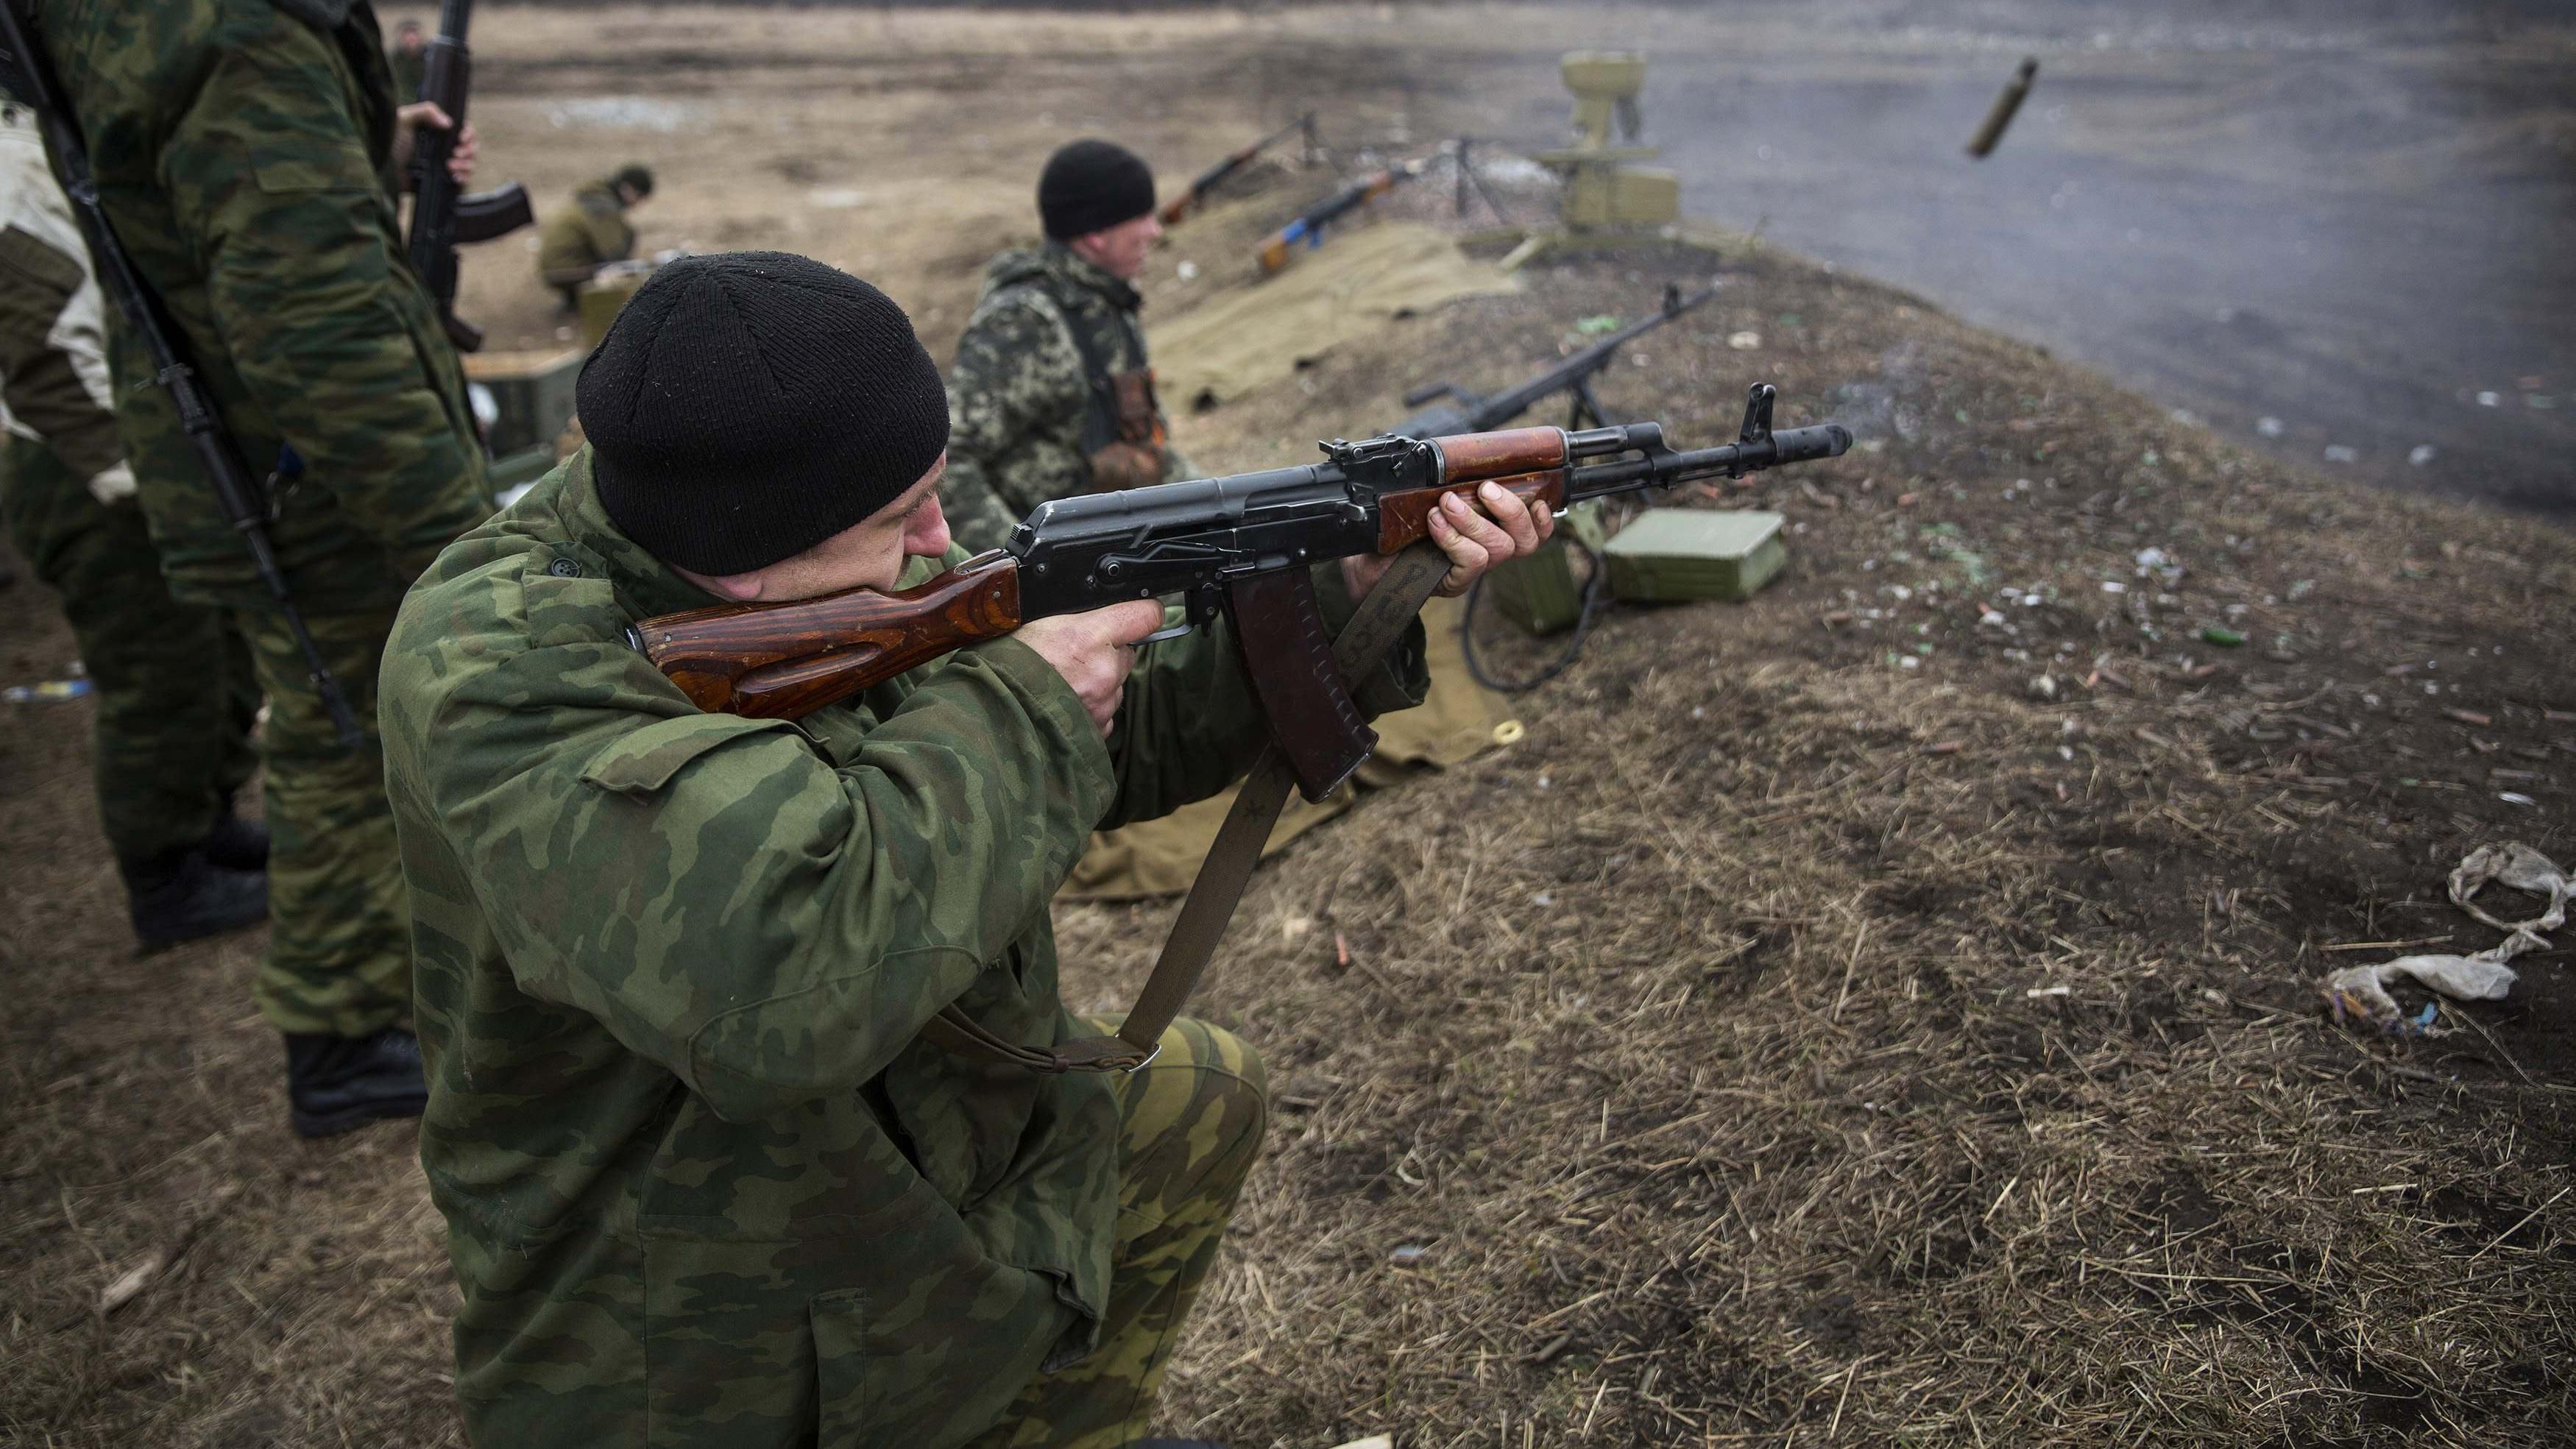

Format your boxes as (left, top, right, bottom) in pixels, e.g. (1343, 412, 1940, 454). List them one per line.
(4, 7, 2572, 1447)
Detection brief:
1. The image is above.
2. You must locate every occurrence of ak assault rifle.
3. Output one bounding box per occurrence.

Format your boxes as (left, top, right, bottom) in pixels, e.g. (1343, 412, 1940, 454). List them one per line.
(405, 0, 532, 353)
(1395, 283, 1718, 439)
(1254, 159, 1423, 276)
(0, 1, 362, 746)
(1161, 113, 1317, 227)
(634, 389, 1850, 802)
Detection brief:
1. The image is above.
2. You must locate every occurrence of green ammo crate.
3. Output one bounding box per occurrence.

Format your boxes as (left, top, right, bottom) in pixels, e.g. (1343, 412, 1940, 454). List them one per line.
(1485, 500, 1609, 635)
(1602, 509, 1786, 603)
(462, 347, 583, 458)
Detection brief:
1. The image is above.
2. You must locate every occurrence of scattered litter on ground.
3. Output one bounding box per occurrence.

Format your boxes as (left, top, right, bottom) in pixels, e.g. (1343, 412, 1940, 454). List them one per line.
(4, 674, 91, 704)
(1727, 330, 1761, 350)
(2321, 843, 2566, 1032)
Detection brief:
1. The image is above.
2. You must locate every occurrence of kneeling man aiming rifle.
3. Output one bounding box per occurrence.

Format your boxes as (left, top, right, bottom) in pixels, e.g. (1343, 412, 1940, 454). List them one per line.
(382, 249, 1844, 1447)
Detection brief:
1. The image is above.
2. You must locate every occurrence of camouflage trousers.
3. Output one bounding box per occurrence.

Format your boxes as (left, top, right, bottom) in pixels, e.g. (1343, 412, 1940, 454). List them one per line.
(233, 597, 413, 1037)
(969, 1016, 1268, 1449)
(0, 434, 258, 871)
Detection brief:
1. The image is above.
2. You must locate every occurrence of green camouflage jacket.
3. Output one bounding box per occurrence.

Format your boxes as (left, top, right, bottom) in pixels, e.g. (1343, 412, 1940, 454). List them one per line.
(537, 178, 636, 289)
(942, 244, 1194, 554)
(32, 0, 491, 609)
(382, 451, 1420, 1447)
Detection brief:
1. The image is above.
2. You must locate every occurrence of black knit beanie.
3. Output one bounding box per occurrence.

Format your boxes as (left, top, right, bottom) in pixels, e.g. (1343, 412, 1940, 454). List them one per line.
(581, 252, 949, 575)
(1038, 139, 1156, 241)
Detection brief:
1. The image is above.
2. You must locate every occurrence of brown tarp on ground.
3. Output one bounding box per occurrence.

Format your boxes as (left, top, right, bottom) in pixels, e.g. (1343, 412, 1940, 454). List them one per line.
(1059, 594, 1517, 900)
(1151, 219, 1522, 410)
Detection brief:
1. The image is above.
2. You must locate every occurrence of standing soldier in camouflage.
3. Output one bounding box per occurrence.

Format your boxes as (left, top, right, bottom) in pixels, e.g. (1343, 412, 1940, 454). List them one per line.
(534, 162, 652, 308)
(0, 96, 265, 949)
(27, 0, 495, 1136)
(381, 252, 1550, 1448)
(944, 139, 1192, 553)
(384, 16, 425, 102)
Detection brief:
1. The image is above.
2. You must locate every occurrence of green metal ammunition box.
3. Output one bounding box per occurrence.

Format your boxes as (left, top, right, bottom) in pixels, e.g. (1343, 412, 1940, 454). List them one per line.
(1485, 500, 1608, 635)
(1602, 508, 1786, 603)
(461, 347, 583, 459)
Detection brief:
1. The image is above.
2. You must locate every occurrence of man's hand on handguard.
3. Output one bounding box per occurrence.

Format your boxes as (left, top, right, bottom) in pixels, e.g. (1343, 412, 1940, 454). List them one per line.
(1015, 598, 1166, 737)
(1342, 481, 1555, 601)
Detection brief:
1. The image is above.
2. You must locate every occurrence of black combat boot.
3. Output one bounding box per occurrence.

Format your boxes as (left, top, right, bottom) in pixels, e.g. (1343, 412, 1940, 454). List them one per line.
(202, 811, 269, 871)
(123, 846, 269, 951)
(285, 1027, 429, 1138)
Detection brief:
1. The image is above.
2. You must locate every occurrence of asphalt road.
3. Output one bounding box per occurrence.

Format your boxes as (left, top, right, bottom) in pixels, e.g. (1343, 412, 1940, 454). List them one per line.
(1628, 0, 2576, 514)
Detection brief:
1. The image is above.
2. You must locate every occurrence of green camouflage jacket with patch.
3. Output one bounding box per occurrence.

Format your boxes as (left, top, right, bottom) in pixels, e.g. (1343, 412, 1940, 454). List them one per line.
(942, 243, 1195, 554)
(31, 0, 492, 609)
(382, 450, 1419, 1447)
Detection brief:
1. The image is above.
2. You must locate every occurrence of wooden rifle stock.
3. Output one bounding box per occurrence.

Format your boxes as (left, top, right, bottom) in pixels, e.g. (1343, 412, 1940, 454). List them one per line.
(634, 553, 1023, 720)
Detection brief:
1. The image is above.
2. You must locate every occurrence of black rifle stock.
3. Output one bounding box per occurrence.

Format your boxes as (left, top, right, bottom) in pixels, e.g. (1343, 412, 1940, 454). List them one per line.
(0, 1, 361, 748)
(634, 389, 1851, 799)
(406, 0, 532, 353)
(1395, 283, 1719, 439)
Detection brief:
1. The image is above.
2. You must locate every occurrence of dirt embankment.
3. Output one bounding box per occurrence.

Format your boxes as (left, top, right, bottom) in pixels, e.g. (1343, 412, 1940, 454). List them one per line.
(4, 7, 2572, 1447)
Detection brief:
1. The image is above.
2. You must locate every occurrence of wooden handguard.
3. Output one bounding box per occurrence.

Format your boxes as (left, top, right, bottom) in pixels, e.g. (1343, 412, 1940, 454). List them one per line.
(1373, 427, 1571, 551)
(635, 553, 1023, 720)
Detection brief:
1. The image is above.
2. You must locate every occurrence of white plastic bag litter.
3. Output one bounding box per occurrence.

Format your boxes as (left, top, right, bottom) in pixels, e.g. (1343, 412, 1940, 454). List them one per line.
(2321, 843, 2567, 1030)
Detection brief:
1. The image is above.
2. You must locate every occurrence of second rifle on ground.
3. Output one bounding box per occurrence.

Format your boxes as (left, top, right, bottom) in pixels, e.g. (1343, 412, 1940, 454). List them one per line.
(1161, 113, 1317, 227)
(1254, 157, 1424, 275)
(406, 0, 533, 353)
(1393, 282, 1718, 439)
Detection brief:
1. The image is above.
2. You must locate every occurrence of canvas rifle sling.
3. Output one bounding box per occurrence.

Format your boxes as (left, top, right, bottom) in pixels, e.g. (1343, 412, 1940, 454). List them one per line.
(921, 543, 1454, 1073)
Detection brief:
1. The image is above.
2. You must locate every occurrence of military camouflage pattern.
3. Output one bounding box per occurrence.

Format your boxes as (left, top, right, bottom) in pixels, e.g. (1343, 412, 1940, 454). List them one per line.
(969, 1016, 1267, 1449)
(33, 0, 494, 609)
(536, 178, 637, 304)
(238, 597, 414, 1032)
(34, 0, 494, 1033)
(1, 108, 259, 872)
(382, 449, 1348, 1446)
(943, 244, 1196, 554)
(1, 436, 260, 870)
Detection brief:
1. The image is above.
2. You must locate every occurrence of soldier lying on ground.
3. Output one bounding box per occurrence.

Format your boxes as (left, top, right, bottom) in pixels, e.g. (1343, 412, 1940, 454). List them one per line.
(536, 162, 653, 308)
(945, 138, 1189, 553)
(381, 251, 1549, 1448)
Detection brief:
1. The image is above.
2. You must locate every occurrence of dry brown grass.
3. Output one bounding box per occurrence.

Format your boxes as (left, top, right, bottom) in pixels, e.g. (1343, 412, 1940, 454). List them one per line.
(5, 7, 2573, 1447)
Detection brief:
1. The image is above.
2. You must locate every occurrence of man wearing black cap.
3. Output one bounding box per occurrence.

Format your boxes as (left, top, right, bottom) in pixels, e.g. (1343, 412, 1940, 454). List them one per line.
(944, 138, 1191, 553)
(381, 250, 1549, 1448)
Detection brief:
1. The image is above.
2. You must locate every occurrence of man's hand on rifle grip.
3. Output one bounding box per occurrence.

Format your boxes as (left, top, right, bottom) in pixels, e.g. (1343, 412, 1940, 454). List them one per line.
(1343, 481, 1555, 601)
(1016, 599, 1167, 737)
(392, 103, 478, 189)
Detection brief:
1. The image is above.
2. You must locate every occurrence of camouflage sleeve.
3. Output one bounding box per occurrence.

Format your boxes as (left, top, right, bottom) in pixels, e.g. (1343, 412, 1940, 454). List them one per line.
(155, 26, 489, 575)
(403, 592, 1118, 1122)
(1094, 561, 1428, 829)
(942, 292, 1089, 553)
(0, 225, 122, 481)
